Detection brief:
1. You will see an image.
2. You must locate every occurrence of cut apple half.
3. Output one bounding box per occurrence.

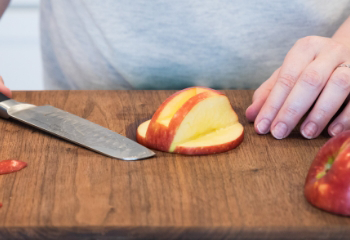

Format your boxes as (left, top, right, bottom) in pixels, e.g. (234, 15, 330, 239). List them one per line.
(136, 87, 244, 155)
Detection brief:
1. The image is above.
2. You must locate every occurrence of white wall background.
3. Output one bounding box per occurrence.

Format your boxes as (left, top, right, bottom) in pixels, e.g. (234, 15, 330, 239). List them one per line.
(0, 0, 43, 90)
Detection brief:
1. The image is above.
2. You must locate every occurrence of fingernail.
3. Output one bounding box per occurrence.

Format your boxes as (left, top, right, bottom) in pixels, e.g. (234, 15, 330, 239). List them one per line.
(330, 123, 344, 136)
(272, 122, 288, 139)
(302, 121, 318, 139)
(256, 118, 270, 134)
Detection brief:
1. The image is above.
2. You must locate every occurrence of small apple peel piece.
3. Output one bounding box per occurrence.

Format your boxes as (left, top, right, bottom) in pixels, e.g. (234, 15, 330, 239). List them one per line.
(0, 160, 27, 175)
(136, 87, 244, 155)
(304, 131, 350, 216)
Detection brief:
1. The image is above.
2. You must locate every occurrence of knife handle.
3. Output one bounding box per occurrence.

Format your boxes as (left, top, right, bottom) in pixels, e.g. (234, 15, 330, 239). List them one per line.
(0, 92, 10, 102)
(0, 93, 35, 119)
(0, 92, 17, 119)
(0, 92, 12, 118)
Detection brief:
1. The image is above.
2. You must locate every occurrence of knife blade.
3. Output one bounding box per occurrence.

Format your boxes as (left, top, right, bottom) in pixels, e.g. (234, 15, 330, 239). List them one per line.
(0, 92, 155, 160)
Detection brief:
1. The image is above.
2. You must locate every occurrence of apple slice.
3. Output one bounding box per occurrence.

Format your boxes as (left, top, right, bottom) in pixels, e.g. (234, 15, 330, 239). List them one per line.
(136, 87, 244, 155)
(304, 130, 350, 216)
(173, 123, 244, 155)
(137, 119, 151, 147)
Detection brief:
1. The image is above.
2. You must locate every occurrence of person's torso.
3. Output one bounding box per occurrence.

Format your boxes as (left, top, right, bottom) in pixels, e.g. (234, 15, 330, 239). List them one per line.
(40, 0, 350, 90)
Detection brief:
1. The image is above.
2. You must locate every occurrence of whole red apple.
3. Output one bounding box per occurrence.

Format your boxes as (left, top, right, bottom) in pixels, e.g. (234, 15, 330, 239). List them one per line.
(304, 130, 350, 215)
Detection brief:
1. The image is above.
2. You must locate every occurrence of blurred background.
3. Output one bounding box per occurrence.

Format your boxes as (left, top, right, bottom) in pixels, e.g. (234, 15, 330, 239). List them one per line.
(0, 0, 42, 90)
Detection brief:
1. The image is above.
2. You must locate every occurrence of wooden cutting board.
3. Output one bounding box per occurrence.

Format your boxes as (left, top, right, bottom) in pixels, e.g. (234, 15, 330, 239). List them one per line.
(0, 90, 349, 239)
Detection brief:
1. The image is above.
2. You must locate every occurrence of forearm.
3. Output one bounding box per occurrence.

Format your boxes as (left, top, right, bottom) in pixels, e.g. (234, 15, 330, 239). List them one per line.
(332, 17, 350, 49)
(0, 0, 11, 96)
(0, 0, 10, 18)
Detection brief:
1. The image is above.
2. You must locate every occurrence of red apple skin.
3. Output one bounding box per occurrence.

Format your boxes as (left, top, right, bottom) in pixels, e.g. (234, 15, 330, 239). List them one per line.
(174, 130, 244, 155)
(145, 90, 221, 152)
(304, 130, 350, 216)
(141, 88, 191, 151)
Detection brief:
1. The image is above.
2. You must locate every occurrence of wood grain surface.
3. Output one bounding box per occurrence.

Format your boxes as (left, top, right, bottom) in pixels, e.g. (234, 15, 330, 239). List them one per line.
(0, 90, 349, 240)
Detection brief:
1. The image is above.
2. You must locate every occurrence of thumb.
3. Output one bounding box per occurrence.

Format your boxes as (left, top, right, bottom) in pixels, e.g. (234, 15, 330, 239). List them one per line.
(245, 68, 280, 122)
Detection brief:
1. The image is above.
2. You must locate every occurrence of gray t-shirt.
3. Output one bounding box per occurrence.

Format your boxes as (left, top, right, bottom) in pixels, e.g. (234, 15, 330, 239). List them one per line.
(40, 0, 350, 90)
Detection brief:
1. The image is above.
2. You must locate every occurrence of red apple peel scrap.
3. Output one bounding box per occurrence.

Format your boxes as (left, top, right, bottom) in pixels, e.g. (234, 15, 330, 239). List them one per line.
(0, 159, 27, 209)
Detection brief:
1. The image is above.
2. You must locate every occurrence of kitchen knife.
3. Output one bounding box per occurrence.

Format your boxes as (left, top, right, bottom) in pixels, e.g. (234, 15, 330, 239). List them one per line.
(0, 93, 155, 160)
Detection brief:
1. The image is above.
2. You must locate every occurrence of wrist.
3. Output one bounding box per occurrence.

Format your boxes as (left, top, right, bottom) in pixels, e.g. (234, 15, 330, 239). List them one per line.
(332, 17, 350, 51)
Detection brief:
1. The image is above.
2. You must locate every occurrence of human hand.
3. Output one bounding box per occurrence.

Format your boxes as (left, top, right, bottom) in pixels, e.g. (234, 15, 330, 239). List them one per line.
(0, 76, 11, 98)
(246, 36, 350, 139)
